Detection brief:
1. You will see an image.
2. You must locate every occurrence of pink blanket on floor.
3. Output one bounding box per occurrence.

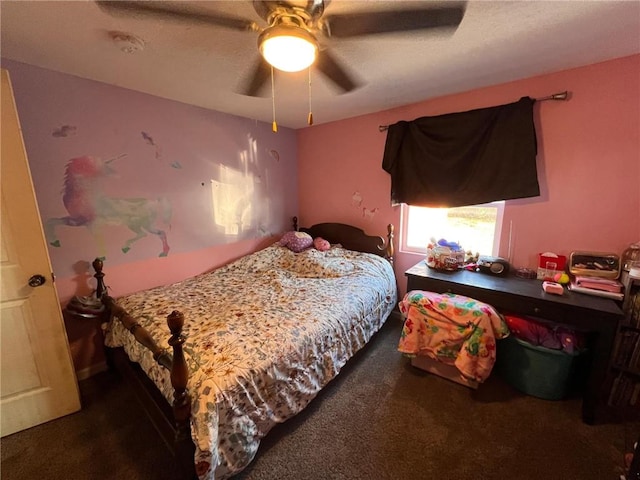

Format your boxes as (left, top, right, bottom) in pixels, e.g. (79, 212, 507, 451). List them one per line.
(398, 290, 510, 383)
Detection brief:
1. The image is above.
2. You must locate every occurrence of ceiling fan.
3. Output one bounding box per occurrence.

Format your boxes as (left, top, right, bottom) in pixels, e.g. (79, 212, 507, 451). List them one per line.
(96, 0, 466, 97)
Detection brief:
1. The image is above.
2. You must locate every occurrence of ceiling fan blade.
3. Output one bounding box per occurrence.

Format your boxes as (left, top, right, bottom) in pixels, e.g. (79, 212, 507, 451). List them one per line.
(96, 1, 258, 32)
(305, 0, 327, 20)
(323, 4, 466, 38)
(240, 57, 271, 97)
(315, 49, 360, 93)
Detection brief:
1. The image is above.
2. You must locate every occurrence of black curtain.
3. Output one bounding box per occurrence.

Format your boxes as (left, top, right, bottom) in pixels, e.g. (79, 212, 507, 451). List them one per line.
(382, 97, 539, 208)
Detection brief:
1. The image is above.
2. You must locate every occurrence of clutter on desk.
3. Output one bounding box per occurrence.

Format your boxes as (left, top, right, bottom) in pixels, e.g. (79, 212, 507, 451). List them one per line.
(477, 255, 510, 276)
(537, 252, 566, 280)
(423, 238, 635, 307)
(568, 280, 624, 301)
(542, 281, 564, 295)
(564, 251, 624, 300)
(515, 267, 537, 279)
(569, 251, 621, 279)
(574, 276, 623, 293)
(425, 238, 465, 271)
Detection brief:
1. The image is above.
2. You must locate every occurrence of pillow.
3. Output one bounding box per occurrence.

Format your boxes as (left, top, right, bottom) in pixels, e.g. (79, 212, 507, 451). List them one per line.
(313, 237, 330, 252)
(278, 231, 313, 253)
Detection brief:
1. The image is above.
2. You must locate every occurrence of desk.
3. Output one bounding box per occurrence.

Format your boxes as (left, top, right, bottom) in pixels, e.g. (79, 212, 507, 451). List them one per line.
(406, 261, 624, 424)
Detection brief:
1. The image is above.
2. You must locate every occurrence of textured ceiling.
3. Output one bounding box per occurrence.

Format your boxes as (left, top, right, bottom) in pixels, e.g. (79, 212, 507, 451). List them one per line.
(1, 0, 639, 129)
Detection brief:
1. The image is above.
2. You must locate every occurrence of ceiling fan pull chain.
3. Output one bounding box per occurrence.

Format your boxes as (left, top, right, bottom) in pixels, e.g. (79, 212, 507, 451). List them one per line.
(271, 66, 278, 133)
(308, 67, 313, 126)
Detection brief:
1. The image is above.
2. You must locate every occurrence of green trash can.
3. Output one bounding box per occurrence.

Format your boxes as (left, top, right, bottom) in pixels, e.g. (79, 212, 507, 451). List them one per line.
(496, 335, 587, 400)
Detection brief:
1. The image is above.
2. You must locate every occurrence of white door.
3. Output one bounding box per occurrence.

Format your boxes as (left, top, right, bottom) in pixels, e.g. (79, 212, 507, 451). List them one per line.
(0, 69, 81, 436)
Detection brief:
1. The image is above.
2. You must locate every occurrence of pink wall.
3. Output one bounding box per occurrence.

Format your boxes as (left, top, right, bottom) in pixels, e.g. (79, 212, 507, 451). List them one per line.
(297, 55, 640, 298)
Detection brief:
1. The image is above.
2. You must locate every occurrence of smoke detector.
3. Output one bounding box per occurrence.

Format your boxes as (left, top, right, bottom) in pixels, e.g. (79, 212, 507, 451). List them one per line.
(110, 32, 145, 54)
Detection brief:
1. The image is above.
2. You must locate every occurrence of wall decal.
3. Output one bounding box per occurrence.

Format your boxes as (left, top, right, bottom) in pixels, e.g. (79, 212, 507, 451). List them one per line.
(52, 125, 77, 137)
(268, 149, 280, 162)
(351, 191, 363, 207)
(351, 191, 378, 219)
(142, 130, 183, 169)
(362, 207, 379, 220)
(141, 131, 162, 158)
(45, 155, 172, 258)
(142, 130, 166, 165)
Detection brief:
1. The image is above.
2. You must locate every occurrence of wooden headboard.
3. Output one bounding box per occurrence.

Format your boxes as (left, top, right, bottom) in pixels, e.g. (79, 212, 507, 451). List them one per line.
(293, 216, 395, 264)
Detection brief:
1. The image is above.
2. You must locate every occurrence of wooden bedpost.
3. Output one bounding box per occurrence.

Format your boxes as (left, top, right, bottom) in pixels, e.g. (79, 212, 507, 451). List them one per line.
(167, 311, 191, 440)
(376, 223, 395, 265)
(386, 224, 395, 265)
(101, 296, 173, 370)
(166, 310, 195, 478)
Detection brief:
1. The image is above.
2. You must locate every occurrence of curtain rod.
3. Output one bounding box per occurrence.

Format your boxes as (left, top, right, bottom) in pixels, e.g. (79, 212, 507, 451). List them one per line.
(378, 91, 569, 132)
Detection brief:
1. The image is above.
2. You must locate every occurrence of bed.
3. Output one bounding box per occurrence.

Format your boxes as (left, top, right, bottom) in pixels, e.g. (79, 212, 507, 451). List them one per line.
(96, 219, 397, 480)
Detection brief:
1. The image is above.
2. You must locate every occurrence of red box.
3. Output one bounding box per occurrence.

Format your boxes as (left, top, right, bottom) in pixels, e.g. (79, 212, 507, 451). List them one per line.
(537, 253, 567, 280)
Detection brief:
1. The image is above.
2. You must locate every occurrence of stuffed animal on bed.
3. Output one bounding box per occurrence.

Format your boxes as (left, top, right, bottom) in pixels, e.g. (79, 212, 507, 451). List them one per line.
(313, 237, 330, 251)
(278, 231, 313, 253)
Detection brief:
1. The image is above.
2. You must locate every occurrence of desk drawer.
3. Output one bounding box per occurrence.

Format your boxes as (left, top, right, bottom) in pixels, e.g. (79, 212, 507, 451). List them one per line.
(504, 299, 566, 324)
(407, 276, 567, 323)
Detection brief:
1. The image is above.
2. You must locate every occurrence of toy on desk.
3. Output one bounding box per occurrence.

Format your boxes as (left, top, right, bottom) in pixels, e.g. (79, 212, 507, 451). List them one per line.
(542, 281, 564, 295)
(553, 272, 570, 285)
(465, 250, 479, 263)
(515, 267, 537, 279)
(425, 238, 465, 271)
(434, 239, 454, 248)
(463, 250, 480, 271)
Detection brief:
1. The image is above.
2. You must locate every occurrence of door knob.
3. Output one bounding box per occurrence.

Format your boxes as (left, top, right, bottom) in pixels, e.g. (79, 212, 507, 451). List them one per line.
(28, 274, 46, 287)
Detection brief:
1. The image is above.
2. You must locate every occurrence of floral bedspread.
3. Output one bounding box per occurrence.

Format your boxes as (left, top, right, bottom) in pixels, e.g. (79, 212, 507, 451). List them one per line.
(103, 244, 397, 480)
(397, 290, 509, 383)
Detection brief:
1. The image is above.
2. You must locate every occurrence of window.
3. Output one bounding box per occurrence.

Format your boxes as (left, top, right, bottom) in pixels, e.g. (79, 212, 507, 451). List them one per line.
(400, 202, 505, 257)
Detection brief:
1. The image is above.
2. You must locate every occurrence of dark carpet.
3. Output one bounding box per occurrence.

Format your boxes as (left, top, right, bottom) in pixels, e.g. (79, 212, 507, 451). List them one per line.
(2, 318, 638, 480)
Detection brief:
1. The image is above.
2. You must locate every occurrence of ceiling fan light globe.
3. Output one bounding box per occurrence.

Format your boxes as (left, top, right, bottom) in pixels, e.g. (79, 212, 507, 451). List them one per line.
(259, 25, 317, 73)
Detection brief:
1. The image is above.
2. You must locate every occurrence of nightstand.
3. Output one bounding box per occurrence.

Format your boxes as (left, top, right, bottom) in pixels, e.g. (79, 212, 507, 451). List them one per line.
(63, 259, 110, 378)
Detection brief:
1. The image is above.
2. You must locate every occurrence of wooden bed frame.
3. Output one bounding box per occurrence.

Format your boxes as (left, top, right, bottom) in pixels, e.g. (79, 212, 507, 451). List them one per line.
(96, 220, 395, 479)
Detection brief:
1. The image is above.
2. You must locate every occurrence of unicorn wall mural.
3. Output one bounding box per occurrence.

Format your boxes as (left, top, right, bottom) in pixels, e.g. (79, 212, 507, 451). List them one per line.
(2, 58, 298, 281)
(45, 155, 172, 258)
